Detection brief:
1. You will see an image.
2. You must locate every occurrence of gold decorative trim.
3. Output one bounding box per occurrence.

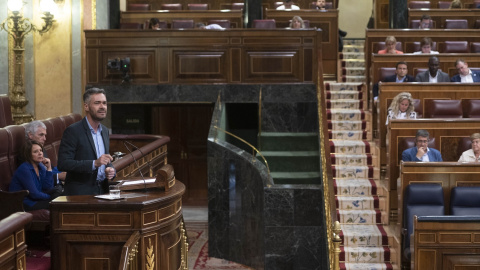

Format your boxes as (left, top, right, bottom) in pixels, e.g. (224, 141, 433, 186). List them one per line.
(317, 72, 335, 269)
(146, 238, 154, 270)
(180, 221, 188, 270)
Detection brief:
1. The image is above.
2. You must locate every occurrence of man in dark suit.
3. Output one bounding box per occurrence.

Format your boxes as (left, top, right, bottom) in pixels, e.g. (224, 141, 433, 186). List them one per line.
(451, 59, 480, 83)
(415, 56, 450, 82)
(402, 129, 443, 162)
(373, 61, 414, 101)
(58, 88, 115, 195)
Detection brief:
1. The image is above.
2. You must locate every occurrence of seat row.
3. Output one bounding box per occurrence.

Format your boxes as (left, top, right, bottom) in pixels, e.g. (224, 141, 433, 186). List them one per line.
(376, 40, 480, 53)
(410, 18, 480, 29)
(399, 99, 480, 119)
(408, 0, 480, 8)
(403, 184, 480, 260)
(126, 2, 334, 11)
(121, 19, 314, 29)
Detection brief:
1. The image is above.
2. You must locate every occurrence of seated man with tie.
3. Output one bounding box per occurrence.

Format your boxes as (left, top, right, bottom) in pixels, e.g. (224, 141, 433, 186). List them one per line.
(451, 59, 480, 83)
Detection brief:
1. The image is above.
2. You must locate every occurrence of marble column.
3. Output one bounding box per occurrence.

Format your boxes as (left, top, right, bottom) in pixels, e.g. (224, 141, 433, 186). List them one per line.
(389, 0, 408, 28)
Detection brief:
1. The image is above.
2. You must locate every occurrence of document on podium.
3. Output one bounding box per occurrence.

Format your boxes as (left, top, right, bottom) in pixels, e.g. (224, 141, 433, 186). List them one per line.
(120, 178, 156, 186)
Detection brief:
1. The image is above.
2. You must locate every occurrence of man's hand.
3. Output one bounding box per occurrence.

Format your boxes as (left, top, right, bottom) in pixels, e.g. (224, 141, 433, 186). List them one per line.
(42, 158, 52, 171)
(57, 172, 67, 181)
(94, 154, 113, 168)
(105, 167, 116, 180)
(416, 147, 426, 160)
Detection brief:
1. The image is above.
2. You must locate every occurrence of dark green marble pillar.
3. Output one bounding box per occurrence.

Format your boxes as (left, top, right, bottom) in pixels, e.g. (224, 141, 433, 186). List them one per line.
(246, 0, 262, 28)
(389, 0, 408, 28)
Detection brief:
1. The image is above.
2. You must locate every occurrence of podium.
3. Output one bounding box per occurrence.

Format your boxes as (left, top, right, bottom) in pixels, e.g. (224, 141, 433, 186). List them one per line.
(50, 182, 186, 270)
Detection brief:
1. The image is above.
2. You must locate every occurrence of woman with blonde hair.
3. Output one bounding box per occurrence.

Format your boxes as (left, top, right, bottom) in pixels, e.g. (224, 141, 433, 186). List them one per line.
(289, 16, 305, 29)
(378, 36, 403, 54)
(450, 0, 462, 8)
(458, 133, 480, 162)
(386, 92, 416, 125)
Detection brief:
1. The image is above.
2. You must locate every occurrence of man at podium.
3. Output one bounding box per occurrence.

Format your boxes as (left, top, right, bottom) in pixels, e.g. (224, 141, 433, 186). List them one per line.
(58, 88, 116, 195)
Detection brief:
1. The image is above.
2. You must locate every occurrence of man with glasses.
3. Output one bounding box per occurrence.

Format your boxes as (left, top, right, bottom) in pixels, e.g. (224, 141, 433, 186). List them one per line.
(402, 129, 443, 162)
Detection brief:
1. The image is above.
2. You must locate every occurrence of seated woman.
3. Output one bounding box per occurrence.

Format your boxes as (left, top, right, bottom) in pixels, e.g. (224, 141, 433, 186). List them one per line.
(9, 140, 63, 211)
(413, 37, 439, 54)
(378, 36, 403, 54)
(149, 18, 161, 30)
(458, 133, 480, 162)
(450, 0, 462, 8)
(386, 92, 417, 125)
(289, 16, 305, 29)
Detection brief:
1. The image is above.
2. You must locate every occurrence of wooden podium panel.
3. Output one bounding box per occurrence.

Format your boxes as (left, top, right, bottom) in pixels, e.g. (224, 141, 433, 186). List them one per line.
(50, 182, 185, 270)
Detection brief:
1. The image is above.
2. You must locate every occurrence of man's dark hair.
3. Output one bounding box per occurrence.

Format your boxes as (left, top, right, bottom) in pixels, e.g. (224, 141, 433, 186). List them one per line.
(420, 14, 431, 21)
(83, 88, 106, 104)
(416, 129, 430, 139)
(22, 140, 43, 164)
(396, 61, 408, 69)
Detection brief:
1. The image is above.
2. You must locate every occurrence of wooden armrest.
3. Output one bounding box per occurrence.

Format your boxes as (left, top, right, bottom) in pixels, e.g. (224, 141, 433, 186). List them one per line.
(0, 212, 33, 240)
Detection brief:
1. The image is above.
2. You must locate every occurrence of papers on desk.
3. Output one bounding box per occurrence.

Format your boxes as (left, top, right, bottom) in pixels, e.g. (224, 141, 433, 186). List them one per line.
(95, 194, 124, 200)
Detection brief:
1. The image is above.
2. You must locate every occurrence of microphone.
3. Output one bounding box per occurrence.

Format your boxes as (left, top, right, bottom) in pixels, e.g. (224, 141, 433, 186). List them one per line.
(124, 140, 154, 178)
(123, 141, 147, 192)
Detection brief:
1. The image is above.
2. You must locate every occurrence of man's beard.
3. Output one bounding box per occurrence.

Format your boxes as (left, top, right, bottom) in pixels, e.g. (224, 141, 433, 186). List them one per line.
(90, 110, 106, 122)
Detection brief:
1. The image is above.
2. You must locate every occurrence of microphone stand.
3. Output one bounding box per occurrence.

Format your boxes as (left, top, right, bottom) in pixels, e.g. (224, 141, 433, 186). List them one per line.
(124, 140, 154, 178)
(123, 141, 147, 192)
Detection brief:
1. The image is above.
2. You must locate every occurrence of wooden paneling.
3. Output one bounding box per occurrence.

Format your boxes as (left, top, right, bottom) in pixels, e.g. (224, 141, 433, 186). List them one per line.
(85, 29, 322, 85)
(387, 119, 480, 211)
(377, 83, 480, 166)
(50, 187, 185, 270)
(264, 9, 338, 79)
(409, 9, 480, 29)
(121, 10, 244, 28)
(412, 216, 480, 270)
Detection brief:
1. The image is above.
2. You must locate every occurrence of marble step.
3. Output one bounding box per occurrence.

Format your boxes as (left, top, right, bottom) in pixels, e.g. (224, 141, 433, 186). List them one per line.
(334, 179, 387, 197)
(342, 59, 365, 68)
(341, 246, 392, 263)
(324, 82, 364, 91)
(331, 154, 372, 166)
(329, 140, 371, 154)
(342, 75, 366, 83)
(342, 67, 366, 76)
(343, 39, 365, 46)
(328, 120, 366, 131)
(337, 209, 388, 225)
(336, 196, 387, 211)
(261, 151, 320, 172)
(259, 132, 318, 151)
(327, 109, 365, 121)
(340, 262, 396, 270)
(327, 90, 363, 100)
(327, 100, 363, 110)
(329, 130, 367, 140)
(340, 52, 365, 60)
(270, 171, 321, 185)
(333, 166, 380, 180)
(342, 45, 364, 53)
(340, 224, 389, 247)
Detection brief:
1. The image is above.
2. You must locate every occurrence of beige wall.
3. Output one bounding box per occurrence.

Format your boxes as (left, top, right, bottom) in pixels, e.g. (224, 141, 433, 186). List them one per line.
(33, 0, 72, 120)
(338, 0, 373, 38)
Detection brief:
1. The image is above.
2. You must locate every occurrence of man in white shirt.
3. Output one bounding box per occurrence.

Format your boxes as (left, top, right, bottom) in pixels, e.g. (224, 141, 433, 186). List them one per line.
(451, 59, 480, 83)
(277, 0, 300, 10)
(195, 23, 225, 30)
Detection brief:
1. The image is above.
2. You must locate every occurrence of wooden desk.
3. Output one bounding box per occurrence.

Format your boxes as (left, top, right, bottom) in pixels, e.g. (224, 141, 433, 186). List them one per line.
(50, 184, 186, 270)
(120, 10, 244, 28)
(412, 216, 480, 270)
(387, 119, 480, 211)
(85, 29, 322, 85)
(376, 82, 480, 166)
(264, 9, 338, 79)
(409, 9, 480, 29)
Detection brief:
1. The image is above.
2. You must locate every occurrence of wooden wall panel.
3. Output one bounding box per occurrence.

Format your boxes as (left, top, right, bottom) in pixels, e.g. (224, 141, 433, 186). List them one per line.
(85, 29, 321, 85)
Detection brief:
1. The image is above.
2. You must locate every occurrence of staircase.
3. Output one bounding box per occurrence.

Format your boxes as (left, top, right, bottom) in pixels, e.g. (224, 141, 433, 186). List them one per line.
(259, 132, 321, 185)
(327, 39, 399, 269)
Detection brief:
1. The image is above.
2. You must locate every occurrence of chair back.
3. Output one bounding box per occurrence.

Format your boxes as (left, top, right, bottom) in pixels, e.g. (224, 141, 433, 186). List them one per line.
(471, 42, 480, 53)
(463, 99, 480, 118)
(408, 1, 431, 8)
(425, 99, 463, 118)
(374, 41, 403, 52)
(403, 183, 444, 260)
(0, 129, 11, 191)
(378, 67, 396, 81)
(208, 20, 231, 29)
(410, 19, 435, 29)
(0, 95, 13, 128)
(442, 41, 470, 53)
(171, 20, 194, 29)
(220, 3, 244, 10)
(413, 68, 428, 78)
(413, 99, 423, 118)
(444, 19, 468, 29)
(188, 3, 209, 10)
(252, 19, 276, 29)
(456, 137, 472, 158)
(160, 3, 183, 10)
(450, 187, 480, 215)
(437, 1, 451, 8)
(119, 23, 144, 29)
(127, 3, 150, 11)
(409, 41, 437, 53)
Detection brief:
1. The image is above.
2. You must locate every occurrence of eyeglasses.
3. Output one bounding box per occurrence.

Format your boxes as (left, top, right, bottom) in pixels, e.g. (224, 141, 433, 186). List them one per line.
(416, 140, 428, 144)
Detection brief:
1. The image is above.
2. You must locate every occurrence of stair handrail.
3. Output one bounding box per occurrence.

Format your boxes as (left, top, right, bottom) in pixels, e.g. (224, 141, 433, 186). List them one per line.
(118, 231, 140, 270)
(213, 125, 271, 179)
(258, 87, 262, 150)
